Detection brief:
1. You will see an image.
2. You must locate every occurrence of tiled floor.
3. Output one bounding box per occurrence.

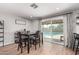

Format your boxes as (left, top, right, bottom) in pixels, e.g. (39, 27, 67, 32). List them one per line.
(0, 41, 75, 55)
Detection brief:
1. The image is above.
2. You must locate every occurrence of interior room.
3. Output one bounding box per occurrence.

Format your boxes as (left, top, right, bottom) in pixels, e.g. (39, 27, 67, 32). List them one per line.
(0, 3, 79, 55)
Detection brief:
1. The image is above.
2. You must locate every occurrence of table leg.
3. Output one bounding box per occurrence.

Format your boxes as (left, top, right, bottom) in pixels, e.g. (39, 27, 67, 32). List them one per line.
(27, 38, 30, 54)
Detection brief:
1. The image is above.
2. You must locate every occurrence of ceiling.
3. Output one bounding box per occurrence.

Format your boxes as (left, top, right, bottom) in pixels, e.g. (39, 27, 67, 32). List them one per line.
(0, 3, 79, 20)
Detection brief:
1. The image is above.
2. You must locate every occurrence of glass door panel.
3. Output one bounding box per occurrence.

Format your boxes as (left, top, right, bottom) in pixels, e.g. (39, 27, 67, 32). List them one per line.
(41, 19, 64, 44)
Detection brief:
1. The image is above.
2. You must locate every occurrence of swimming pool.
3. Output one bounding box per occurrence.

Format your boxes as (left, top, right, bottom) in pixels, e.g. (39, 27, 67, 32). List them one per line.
(43, 32, 63, 38)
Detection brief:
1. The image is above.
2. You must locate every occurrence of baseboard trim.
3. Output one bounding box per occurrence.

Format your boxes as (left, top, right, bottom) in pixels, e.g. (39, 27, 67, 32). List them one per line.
(0, 43, 15, 47)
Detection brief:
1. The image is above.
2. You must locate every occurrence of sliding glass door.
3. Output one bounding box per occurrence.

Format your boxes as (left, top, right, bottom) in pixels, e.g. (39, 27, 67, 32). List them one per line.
(41, 20, 52, 39)
(41, 19, 64, 45)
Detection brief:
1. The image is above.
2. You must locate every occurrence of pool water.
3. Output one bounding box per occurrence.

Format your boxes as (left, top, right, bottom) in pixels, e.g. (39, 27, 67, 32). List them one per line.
(43, 32, 63, 38)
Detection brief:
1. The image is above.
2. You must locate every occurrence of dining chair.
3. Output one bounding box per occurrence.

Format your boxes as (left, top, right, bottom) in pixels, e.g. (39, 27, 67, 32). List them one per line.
(17, 32, 23, 53)
(75, 34, 79, 55)
(17, 32, 30, 53)
(34, 31, 41, 50)
(72, 33, 79, 55)
(73, 33, 77, 51)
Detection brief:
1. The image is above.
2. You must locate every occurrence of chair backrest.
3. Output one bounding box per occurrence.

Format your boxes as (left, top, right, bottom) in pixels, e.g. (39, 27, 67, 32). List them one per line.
(76, 34, 79, 39)
(27, 31, 30, 35)
(73, 33, 77, 39)
(35, 31, 40, 38)
(73, 33, 79, 39)
(17, 32, 22, 43)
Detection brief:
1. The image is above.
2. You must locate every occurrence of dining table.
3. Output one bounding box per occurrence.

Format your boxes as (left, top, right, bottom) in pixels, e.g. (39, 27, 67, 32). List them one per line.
(16, 32, 43, 54)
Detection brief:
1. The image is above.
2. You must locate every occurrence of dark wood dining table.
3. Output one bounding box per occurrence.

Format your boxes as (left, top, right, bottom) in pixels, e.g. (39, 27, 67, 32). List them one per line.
(21, 34, 30, 53)
(17, 32, 43, 54)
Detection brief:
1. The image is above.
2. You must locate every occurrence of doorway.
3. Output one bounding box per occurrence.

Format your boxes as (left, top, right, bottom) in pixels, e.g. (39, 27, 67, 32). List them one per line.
(41, 19, 64, 45)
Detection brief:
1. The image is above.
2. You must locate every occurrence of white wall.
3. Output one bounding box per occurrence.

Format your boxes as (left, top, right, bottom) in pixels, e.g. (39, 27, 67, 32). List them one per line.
(0, 14, 40, 46)
(31, 20, 41, 32)
(73, 10, 79, 34)
(67, 10, 79, 34)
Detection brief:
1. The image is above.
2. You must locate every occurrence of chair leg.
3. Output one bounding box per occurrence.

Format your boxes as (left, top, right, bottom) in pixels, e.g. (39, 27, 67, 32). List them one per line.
(75, 40, 79, 55)
(39, 39, 40, 47)
(17, 43, 21, 51)
(34, 39, 37, 50)
(73, 39, 76, 51)
(20, 43, 23, 53)
(35, 43, 37, 50)
(42, 34, 43, 45)
(27, 39, 30, 54)
(21, 45, 23, 53)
